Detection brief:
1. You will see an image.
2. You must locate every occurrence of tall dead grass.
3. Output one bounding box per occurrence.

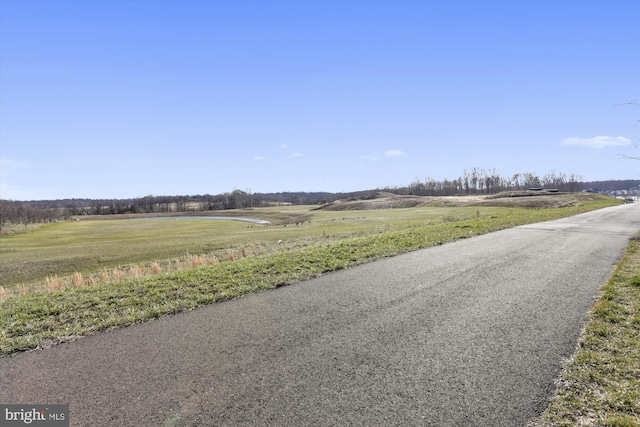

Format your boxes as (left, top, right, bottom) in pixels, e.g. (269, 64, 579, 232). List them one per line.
(45, 275, 65, 292)
(71, 272, 85, 287)
(4, 247, 249, 301)
(0, 284, 33, 300)
(151, 262, 163, 275)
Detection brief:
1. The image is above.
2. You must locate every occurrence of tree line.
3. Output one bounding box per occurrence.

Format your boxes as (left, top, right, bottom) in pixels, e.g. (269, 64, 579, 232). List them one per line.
(400, 169, 585, 197)
(0, 200, 71, 230)
(1, 169, 638, 230)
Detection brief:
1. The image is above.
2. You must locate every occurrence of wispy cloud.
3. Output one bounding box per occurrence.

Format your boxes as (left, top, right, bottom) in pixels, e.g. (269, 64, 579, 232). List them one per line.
(363, 153, 381, 161)
(560, 136, 631, 149)
(279, 144, 289, 149)
(384, 149, 405, 157)
(288, 152, 305, 159)
(253, 155, 265, 161)
(364, 149, 405, 161)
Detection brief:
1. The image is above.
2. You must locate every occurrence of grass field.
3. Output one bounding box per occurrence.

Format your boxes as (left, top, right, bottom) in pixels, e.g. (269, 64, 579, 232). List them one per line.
(0, 205, 513, 289)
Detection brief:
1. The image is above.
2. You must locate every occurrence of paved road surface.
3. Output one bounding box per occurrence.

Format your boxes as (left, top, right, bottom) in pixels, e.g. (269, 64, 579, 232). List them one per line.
(1, 203, 639, 426)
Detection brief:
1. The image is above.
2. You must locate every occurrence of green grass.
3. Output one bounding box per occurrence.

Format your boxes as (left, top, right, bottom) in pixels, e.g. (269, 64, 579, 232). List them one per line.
(0, 195, 622, 356)
(539, 232, 640, 426)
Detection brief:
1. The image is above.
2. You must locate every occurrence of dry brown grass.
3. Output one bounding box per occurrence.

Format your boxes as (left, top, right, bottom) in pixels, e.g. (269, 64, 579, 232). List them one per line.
(45, 275, 65, 292)
(23, 252, 230, 299)
(71, 272, 84, 287)
(112, 268, 127, 281)
(98, 269, 110, 284)
(189, 255, 206, 268)
(151, 262, 163, 275)
(128, 265, 145, 278)
(0, 249, 232, 301)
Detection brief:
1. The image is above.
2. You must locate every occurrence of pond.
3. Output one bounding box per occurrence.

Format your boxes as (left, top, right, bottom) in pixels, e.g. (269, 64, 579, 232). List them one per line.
(129, 216, 270, 224)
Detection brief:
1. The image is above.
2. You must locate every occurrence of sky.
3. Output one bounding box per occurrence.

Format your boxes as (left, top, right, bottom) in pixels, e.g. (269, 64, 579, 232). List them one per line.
(1, 0, 639, 201)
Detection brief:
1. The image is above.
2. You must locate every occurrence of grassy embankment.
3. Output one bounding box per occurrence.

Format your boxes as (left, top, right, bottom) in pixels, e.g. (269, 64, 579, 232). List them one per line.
(0, 196, 623, 357)
(539, 231, 640, 426)
(0, 205, 496, 289)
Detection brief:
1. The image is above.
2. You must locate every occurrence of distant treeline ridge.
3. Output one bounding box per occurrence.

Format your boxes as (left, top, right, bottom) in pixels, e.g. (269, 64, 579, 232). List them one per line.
(1, 169, 638, 229)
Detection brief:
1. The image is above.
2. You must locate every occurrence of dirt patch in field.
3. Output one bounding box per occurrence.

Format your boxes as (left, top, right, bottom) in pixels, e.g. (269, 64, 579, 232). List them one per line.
(315, 192, 427, 211)
(314, 191, 596, 210)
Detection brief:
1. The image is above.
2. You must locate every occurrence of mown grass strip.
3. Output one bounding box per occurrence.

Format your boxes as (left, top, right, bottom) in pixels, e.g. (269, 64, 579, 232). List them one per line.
(0, 198, 621, 357)
(539, 232, 640, 426)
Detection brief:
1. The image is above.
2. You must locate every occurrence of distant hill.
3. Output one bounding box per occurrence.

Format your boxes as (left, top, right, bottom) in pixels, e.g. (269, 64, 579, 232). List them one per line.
(2, 175, 638, 229)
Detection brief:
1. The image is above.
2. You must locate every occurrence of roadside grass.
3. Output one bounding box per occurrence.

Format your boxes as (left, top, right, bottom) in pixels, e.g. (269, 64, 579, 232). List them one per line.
(0, 196, 622, 356)
(539, 232, 640, 427)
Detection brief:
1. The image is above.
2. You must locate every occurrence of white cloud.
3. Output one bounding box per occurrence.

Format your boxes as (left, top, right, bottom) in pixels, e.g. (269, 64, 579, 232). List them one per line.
(560, 136, 631, 149)
(384, 149, 405, 157)
(253, 155, 265, 161)
(288, 152, 305, 158)
(363, 149, 405, 161)
(279, 144, 289, 149)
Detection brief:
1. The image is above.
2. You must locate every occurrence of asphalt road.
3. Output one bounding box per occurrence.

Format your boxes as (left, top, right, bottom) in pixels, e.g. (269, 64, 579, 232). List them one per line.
(1, 203, 639, 426)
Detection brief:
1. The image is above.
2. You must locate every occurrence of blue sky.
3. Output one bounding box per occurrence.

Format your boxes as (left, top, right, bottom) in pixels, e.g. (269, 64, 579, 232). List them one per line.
(1, 0, 639, 200)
